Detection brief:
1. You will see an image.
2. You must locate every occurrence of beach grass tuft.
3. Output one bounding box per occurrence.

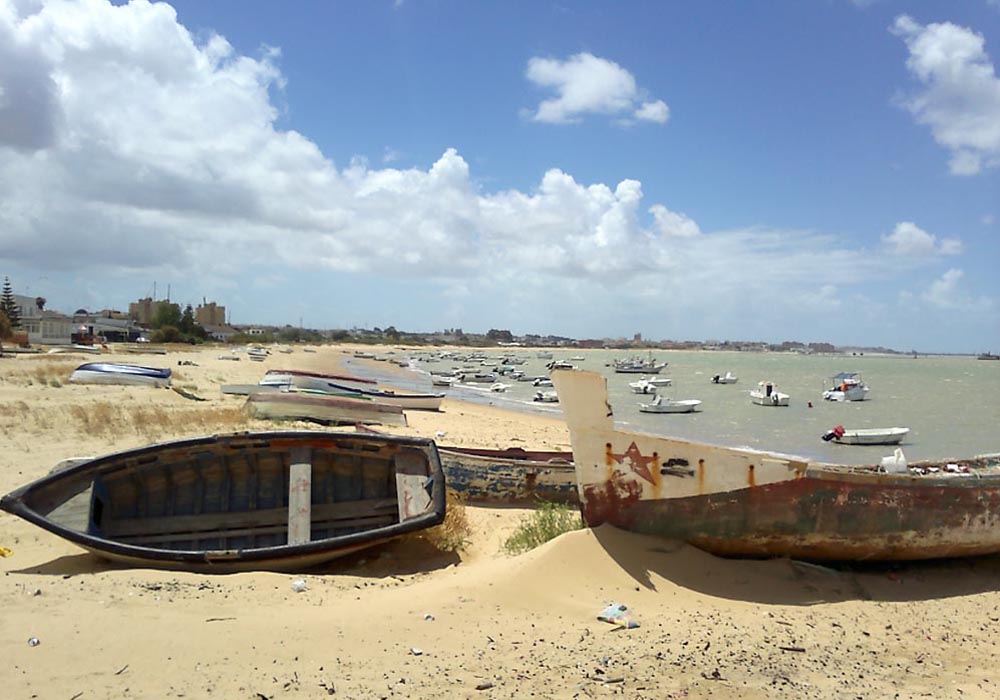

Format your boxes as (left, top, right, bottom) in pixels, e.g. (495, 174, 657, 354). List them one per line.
(416, 489, 472, 553)
(502, 501, 583, 555)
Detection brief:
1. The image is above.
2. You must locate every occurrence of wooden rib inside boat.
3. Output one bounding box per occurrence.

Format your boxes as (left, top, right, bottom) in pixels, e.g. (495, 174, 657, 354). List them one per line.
(1, 431, 446, 572)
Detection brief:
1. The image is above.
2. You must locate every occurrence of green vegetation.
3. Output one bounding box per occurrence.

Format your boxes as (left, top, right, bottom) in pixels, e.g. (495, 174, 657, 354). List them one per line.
(150, 302, 209, 344)
(502, 501, 584, 555)
(1, 276, 20, 330)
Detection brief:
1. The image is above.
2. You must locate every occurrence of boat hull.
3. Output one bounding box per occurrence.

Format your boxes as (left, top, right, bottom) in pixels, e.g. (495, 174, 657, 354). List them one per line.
(551, 369, 1000, 562)
(245, 392, 407, 426)
(69, 363, 172, 388)
(438, 447, 577, 504)
(0, 431, 445, 572)
(832, 428, 909, 445)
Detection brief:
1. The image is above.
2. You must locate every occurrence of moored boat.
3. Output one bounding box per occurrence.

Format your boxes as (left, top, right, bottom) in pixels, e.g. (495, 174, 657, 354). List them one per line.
(69, 362, 172, 388)
(0, 431, 445, 572)
(710, 371, 738, 384)
(551, 369, 1000, 561)
(822, 372, 869, 402)
(638, 395, 702, 414)
(822, 425, 910, 445)
(750, 380, 789, 406)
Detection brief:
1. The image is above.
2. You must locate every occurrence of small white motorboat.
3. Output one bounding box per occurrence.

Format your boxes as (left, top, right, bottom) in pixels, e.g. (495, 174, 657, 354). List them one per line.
(822, 425, 909, 445)
(431, 375, 458, 387)
(710, 371, 738, 384)
(822, 372, 869, 402)
(639, 395, 702, 414)
(532, 377, 553, 387)
(533, 390, 559, 403)
(629, 378, 658, 394)
(750, 381, 789, 406)
(489, 382, 511, 393)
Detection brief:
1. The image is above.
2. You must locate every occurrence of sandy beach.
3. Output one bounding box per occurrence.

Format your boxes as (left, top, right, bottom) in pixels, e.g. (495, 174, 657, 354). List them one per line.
(2, 344, 1000, 699)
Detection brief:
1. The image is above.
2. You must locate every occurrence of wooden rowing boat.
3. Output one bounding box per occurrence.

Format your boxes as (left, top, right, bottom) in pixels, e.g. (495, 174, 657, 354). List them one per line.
(244, 391, 407, 427)
(68, 362, 172, 388)
(437, 446, 577, 504)
(0, 431, 446, 572)
(551, 369, 1000, 561)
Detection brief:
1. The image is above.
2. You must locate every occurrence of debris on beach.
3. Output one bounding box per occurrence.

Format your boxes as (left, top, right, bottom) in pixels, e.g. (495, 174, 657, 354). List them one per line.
(290, 578, 308, 592)
(597, 602, 639, 629)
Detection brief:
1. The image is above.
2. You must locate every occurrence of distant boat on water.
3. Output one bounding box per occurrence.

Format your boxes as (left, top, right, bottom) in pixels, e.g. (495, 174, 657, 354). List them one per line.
(978, 352, 999, 361)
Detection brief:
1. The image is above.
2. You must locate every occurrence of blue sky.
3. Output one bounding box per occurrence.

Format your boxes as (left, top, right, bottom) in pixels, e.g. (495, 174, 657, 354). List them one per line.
(1, 0, 998, 352)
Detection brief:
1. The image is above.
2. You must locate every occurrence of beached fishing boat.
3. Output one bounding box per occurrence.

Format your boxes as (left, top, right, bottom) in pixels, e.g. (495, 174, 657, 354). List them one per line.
(68, 362, 172, 388)
(318, 382, 445, 411)
(0, 431, 445, 572)
(821, 425, 910, 445)
(551, 369, 1000, 561)
(260, 368, 377, 392)
(437, 446, 577, 504)
(245, 391, 407, 426)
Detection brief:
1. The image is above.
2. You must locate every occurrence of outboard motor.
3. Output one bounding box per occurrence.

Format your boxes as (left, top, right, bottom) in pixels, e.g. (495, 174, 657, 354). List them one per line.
(822, 425, 846, 442)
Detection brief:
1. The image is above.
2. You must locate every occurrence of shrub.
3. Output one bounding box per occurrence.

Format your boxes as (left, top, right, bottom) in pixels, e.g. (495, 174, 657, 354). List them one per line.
(502, 501, 584, 555)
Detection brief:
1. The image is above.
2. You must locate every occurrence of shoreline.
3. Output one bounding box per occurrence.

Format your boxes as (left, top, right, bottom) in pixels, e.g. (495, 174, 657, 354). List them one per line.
(2, 343, 1000, 699)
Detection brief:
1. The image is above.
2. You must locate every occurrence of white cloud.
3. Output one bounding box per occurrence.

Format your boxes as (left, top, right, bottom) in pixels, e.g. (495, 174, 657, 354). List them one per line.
(891, 15, 1000, 175)
(0, 1, 994, 352)
(634, 100, 670, 124)
(650, 204, 700, 237)
(922, 268, 965, 308)
(524, 52, 668, 125)
(882, 222, 962, 256)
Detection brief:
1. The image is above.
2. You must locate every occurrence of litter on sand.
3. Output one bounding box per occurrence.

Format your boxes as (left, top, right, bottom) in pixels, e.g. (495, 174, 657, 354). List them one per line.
(597, 602, 639, 629)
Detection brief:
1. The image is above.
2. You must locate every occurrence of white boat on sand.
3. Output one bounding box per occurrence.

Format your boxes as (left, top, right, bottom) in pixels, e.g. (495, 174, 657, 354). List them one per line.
(69, 362, 172, 388)
(750, 381, 789, 406)
(639, 395, 702, 414)
(822, 425, 909, 445)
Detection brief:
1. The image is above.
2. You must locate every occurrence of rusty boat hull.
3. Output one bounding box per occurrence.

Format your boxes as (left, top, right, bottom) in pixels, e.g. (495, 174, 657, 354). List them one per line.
(551, 369, 1000, 562)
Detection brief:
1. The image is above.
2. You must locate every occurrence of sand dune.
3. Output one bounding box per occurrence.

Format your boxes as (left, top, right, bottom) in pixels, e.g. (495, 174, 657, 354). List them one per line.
(2, 345, 999, 698)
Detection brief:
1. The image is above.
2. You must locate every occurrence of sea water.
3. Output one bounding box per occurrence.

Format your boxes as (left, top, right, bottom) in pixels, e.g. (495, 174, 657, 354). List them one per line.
(350, 350, 1000, 466)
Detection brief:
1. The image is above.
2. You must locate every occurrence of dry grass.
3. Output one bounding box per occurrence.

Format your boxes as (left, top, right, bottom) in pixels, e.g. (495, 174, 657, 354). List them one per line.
(414, 489, 472, 553)
(67, 402, 250, 440)
(4, 361, 78, 387)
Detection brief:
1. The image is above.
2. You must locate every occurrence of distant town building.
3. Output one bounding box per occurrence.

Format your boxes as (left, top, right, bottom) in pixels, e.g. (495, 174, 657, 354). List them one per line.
(129, 297, 174, 325)
(13, 294, 75, 345)
(195, 301, 226, 327)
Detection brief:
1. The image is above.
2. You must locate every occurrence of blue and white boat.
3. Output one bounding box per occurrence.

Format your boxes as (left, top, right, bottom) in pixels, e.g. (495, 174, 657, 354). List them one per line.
(69, 362, 172, 388)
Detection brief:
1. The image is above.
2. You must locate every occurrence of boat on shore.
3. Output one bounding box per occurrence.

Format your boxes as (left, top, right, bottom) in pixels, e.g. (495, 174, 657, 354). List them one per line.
(69, 362, 172, 388)
(244, 391, 408, 426)
(0, 431, 445, 572)
(551, 369, 1000, 562)
(822, 425, 910, 446)
(436, 446, 577, 504)
(261, 369, 377, 392)
(750, 380, 789, 406)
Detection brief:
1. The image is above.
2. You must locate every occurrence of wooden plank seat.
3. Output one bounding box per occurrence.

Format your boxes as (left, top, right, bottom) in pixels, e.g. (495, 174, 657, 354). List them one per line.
(104, 497, 399, 545)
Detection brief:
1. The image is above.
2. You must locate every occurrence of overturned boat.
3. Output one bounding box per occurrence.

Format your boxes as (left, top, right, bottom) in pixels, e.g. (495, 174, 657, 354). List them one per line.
(69, 362, 172, 388)
(0, 431, 445, 572)
(551, 369, 1000, 562)
(244, 391, 407, 427)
